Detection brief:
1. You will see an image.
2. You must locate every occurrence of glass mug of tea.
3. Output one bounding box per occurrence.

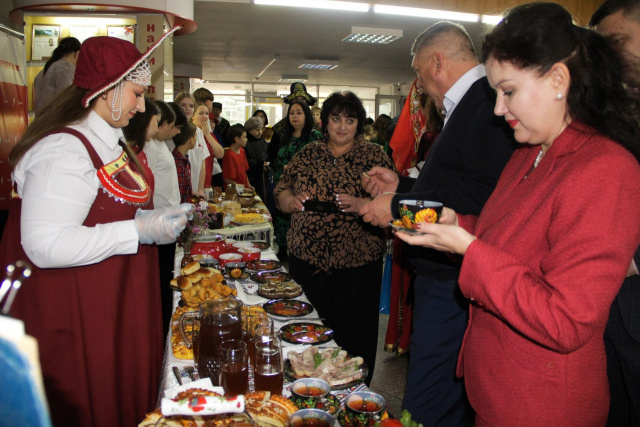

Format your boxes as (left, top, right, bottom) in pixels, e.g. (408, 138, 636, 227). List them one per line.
(290, 408, 335, 427)
(253, 339, 283, 395)
(290, 378, 334, 412)
(246, 320, 272, 369)
(180, 296, 244, 386)
(344, 391, 386, 427)
(219, 339, 249, 396)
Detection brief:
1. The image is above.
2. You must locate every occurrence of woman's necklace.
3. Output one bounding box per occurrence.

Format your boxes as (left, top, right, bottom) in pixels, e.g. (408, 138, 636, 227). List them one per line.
(329, 142, 353, 165)
(524, 148, 544, 180)
(533, 148, 544, 168)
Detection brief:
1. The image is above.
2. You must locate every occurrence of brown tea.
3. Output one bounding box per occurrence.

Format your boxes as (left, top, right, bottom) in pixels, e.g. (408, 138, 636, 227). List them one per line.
(221, 361, 248, 396)
(254, 365, 283, 395)
(294, 385, 327, 397)
(348, 398, 382, 413)
(290, 417, 331, 427)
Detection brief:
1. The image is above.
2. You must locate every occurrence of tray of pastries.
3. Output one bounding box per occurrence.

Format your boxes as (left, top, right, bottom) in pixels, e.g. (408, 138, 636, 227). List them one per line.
(171, 261, 236, 308)
(139, 390, 297, 427)
(170, 306, 198, 360)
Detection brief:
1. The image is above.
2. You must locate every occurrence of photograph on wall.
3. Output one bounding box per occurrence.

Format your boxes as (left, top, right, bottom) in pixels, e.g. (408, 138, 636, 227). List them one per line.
(69, 26, 99, 44)
(32, 25, 60, 60)
(107, 25, 135, 43)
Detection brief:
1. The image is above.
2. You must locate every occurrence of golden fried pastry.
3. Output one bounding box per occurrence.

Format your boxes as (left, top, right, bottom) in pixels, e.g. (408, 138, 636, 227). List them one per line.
(174, 388, 221, 400)
(180, 261, 201, 276)
(197, 267, 214, 278)
(170, 276, 193, 291)
(269, 394, 298, 414)
(171, 307, 197, 359)
(245, 392, 297, 427)
(138, 409, 252, 426)
(187, 272, 203, 283)
(139, 389, 293, 427)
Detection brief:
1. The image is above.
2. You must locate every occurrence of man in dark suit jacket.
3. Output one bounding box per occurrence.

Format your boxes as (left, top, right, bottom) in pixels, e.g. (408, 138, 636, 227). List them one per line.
(360, 22, 515, 426)
(591, 1, 640, 425)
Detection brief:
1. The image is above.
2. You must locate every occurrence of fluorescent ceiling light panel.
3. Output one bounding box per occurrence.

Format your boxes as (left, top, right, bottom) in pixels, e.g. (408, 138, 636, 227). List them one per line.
(299, 59, 339, 70)
(481, 15, 503, 25)
(374, 4, 479, 23)
(280, 74, 309, 83)
(342, 26, 403, 44)
(254, 0, 369, 12)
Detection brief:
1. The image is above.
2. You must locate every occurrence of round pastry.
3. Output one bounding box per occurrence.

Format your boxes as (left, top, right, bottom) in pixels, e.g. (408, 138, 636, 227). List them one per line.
(180, 261, 201, 276)
(187, 271, 203, 283)
(178, 276, 193, 291)
(198, 267, 214, 278)
(170, 276, 193, 291)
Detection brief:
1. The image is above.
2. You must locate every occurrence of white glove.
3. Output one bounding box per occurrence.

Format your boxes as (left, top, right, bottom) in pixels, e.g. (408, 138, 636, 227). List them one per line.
(135, 204, 194, 245)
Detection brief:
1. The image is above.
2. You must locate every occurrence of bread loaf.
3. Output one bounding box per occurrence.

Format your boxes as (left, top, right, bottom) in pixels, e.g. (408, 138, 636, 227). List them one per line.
(170, 276, 193, 291)
(180, 261, 201, 276)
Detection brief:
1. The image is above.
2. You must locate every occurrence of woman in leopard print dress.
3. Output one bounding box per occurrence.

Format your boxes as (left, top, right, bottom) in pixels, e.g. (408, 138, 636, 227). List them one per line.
(275, 91, 394, 384)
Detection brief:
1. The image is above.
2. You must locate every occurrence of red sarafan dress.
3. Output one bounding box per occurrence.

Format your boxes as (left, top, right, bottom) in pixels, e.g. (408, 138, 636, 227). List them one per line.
(0, 128, 162, 426)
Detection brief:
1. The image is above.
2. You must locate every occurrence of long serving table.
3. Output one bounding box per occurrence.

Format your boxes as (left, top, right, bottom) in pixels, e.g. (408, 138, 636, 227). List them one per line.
(157, 239, 369, 408)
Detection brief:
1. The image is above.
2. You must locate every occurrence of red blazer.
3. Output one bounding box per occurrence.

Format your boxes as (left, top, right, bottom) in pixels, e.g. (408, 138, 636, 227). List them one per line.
(457, 122, 640, 426)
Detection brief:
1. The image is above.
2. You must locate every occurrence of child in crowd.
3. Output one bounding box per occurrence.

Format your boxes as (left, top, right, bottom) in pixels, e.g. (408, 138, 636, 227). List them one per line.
(172, 122, 197, 202)
(222, 124, 254, 191)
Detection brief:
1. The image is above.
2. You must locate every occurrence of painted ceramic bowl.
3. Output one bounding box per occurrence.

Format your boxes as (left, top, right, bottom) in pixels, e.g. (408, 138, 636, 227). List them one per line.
(397, 200, 443, 229)
(343, 391, 386, 427)
(290, 408, 334, 427)
(224, 262, 246, 279)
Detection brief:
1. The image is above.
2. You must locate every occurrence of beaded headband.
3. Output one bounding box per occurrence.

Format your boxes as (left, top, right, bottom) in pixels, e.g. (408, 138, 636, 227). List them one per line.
(110, 60, 153, 121)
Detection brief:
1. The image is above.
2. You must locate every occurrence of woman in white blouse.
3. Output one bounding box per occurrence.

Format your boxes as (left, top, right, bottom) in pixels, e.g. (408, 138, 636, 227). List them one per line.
(0, 29, 190, 426)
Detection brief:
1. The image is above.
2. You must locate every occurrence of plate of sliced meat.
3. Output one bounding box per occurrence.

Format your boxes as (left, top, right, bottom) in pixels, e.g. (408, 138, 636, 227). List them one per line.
(284, 347, 368, 390)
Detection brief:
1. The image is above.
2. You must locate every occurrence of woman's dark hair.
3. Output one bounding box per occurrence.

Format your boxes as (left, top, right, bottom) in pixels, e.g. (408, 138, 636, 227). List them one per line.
(43, 37, 81, 75)
(226, 124, 246, 145)
(154, 100, 176, 127)
(168, 101, 188, 127)
(282, 99, 314, 145)
(10, 86, 90, 168)
(123, 97, 160, 152)
(320, 91, 367, 136)
(173, 122, 197, 147)
(423, 96, 444, 132)
(252, 109, 269, 126)
(372, 114, 392, 144)
(482, 2, 640, 161)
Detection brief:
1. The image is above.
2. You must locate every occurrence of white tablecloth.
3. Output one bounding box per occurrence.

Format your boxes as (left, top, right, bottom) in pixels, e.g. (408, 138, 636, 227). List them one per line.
(157, 246, 353, 401)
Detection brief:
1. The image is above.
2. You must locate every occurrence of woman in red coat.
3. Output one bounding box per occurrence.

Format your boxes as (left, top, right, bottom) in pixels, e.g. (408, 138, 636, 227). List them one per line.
(395, 3, 640, 426)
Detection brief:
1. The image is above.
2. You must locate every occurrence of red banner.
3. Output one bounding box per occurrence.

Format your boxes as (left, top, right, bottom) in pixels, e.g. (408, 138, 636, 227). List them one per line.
(0, 30, 28, 210)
